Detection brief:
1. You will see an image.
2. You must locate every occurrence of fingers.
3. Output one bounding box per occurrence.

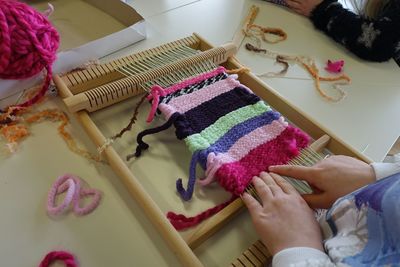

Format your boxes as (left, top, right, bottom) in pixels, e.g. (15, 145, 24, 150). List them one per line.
(269, 165, 316, 184)
(269, 172, 298, 195)
(259, 172, 282, 196)
(252, 176, 273, 203)
(242, 192, 262, 216)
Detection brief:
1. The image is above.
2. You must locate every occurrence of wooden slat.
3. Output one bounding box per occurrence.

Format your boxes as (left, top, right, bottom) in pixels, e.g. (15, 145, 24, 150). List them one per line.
(63, 35, 201, 94)
(63, 43, 236, 113)
(231, 240, 271, 267)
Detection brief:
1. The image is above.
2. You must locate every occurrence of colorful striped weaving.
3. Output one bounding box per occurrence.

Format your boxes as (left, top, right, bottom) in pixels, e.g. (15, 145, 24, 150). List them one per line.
(134, 67, 310, 230)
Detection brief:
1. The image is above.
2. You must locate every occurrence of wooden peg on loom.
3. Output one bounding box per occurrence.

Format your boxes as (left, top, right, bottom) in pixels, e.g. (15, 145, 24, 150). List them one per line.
(185, 134, 331, 250)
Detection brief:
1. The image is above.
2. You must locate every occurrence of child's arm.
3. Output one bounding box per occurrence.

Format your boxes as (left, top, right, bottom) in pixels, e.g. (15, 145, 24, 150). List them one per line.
(309, 0, 400, 61)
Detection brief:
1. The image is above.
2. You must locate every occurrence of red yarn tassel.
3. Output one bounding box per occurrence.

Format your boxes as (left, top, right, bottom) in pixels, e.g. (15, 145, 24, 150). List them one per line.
(167, 195, 237, 230)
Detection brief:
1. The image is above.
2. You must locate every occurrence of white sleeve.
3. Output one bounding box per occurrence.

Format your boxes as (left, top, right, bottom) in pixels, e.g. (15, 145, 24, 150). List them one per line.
(272, 247, 334, 267)
(371, 162, 400, 180)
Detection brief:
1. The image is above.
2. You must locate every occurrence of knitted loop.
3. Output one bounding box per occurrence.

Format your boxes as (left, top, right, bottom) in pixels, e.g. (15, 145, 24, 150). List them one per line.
(47, 174, 102, 217)
(38, 251, 78, 267)
(73, 187, 102, 216)
(47, 177, 76, 216)
(0, 0, 59, 108)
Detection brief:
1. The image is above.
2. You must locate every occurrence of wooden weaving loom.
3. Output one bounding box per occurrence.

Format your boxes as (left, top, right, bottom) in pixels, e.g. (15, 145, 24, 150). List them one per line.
(53, 33, 371, 267)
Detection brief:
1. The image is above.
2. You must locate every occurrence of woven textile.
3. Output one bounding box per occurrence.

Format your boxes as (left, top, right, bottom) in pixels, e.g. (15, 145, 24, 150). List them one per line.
(135, 68, 309, 229)
(136, 69, 309, 199)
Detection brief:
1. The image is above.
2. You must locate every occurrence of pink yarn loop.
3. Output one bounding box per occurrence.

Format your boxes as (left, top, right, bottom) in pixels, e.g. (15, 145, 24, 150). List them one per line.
(47, 177, 76, 216)
(146, 85, 164, 123)
(0, 0, 59, 108)
(47, 174, 102, 217)
(198, 152, 220, 186)
(38, 251, 78, 267)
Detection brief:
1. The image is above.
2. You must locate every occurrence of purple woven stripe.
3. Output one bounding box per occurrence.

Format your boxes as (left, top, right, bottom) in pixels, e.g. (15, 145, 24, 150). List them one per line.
(174, 86, 260, 139)
(197, 110, 281, 168)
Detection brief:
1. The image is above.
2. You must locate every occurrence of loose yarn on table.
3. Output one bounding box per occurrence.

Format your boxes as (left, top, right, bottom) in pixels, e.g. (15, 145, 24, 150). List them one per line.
(0, 0, 59, 112)
(0, 108, 105, 163)
(47, 174, 102, 217)
(245, 43, 350, 102)
(38, 251, 78, 267)
(240, 8, 350, 103)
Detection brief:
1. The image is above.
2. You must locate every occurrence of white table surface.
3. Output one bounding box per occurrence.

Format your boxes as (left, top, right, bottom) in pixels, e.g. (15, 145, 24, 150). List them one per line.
(1, 0, 399, 266)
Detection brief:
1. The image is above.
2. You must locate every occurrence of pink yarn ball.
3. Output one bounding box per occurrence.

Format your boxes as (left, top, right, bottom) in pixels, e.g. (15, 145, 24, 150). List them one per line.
(0, 0, 59, 108)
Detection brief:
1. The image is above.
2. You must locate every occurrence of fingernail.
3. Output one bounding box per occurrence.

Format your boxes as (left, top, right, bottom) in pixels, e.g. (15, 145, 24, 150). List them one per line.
(269, 166, 275, 171)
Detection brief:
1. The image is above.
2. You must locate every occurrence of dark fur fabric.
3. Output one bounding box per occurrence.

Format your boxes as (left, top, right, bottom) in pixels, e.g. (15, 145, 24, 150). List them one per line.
(310, 0, 400, 64)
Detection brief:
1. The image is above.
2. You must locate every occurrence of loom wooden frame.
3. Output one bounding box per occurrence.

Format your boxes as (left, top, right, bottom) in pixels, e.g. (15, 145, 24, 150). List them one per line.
(53, 33, 371, 267)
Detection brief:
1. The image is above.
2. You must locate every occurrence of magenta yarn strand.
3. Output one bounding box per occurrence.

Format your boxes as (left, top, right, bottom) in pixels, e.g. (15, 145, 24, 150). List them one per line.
(38, 251, 78, 267)
(0, 0, 59, 108)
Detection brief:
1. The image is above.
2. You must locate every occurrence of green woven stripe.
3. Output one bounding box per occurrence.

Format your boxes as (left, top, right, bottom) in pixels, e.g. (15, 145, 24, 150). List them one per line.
(184, 101, 271, 152)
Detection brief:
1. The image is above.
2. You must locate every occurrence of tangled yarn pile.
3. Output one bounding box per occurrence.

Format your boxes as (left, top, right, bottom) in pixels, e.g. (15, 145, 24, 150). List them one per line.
(0, 0, 59, 109)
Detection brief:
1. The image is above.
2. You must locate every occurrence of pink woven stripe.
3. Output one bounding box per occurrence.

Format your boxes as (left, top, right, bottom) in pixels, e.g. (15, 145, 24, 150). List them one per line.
(159, 76, 240, 120)
(146, 66, 227, 122)
(201, 118, 288, 185)
(147, 66, 226, 101)
(216, 126, 309, 195)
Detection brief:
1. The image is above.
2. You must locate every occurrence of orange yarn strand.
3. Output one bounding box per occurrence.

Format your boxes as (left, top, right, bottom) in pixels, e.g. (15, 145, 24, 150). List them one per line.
(0, 107, 105, 163)
(25, 109, 105, 163)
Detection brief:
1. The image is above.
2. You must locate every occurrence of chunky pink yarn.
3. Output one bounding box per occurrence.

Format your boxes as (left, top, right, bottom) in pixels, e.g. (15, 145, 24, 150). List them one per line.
(38, 251, 78, 267)
(0, 0, 59, 108)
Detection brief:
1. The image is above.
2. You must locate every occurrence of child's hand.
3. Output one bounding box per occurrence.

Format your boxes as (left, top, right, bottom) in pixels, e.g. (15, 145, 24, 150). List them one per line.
(269, 155, 375, 209)
(242, 172, 323, 255)
(285, 0, 323, 17)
